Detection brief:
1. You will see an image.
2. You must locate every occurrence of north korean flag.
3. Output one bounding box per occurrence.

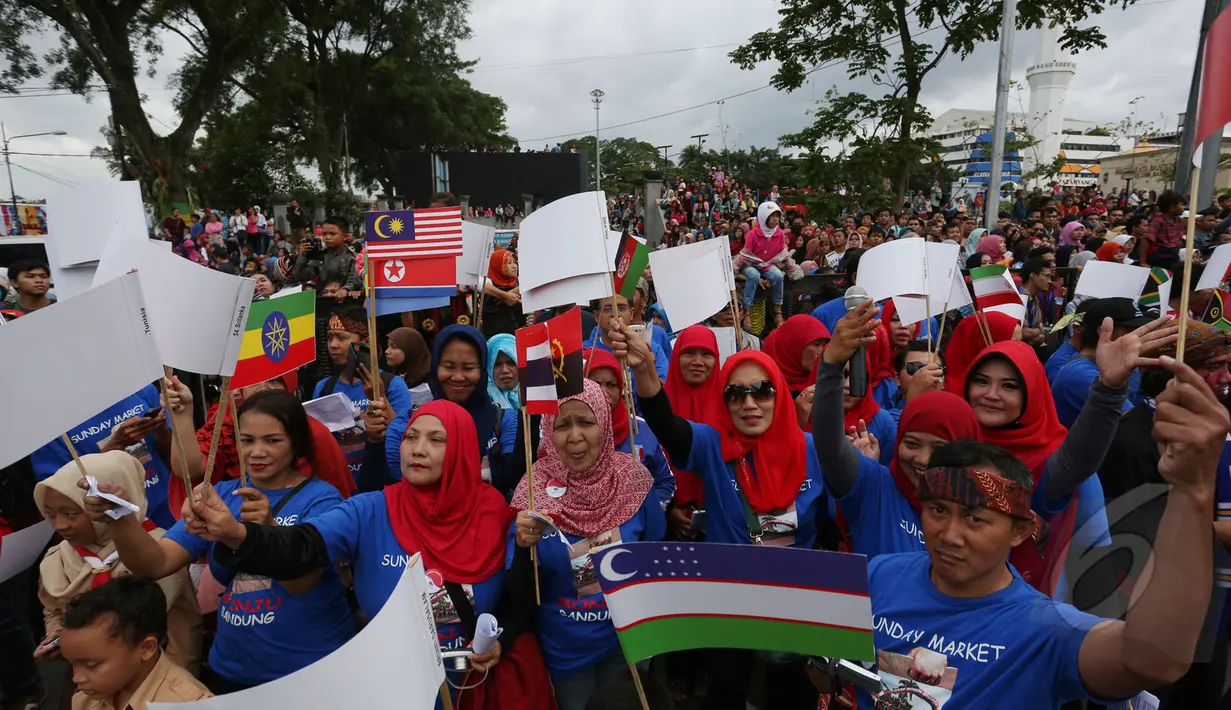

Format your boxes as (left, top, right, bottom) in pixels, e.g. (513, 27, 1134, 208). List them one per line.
(370, 255, 457, 298)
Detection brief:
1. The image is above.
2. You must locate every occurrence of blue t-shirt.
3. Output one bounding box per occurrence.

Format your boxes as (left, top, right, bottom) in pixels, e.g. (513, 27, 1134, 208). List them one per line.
(32, 385, 174, 529)
(164, 477, 354, 685)
(314, 373, 411, 483)
(682, 423, 834, 548)
(514, 494, 666, 679)
(811, 299, 938, 341)
(615, 418, 675, 512)
(1044, 341, 1079, 384)
(1050, 358, 1133, 428)
(1052, 475, 1113, 603)
(307, 491, 505, 652)
(871, 379, 899, 414)
(863, 552, 1111, 709)
(646, 323, 673, 362)
(839, 456, 925, 558)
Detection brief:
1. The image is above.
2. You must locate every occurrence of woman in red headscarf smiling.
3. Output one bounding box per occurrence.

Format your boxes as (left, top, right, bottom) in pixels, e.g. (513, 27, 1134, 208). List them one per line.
(661, 325, 722, 535)
(611, 322, 835, 708)
(762, 315, 830, 396)
(182, 400, 555, 707)
(942, 311, 1022, 396)
(962, 333, 1158, 592)
(511, 379, 661, 708)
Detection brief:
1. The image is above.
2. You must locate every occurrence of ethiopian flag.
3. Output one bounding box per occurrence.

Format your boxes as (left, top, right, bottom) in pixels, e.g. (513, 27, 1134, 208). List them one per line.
(593, 542, 874, 664)
(231, 291, 316, 388)
(612, 231, 650, 300)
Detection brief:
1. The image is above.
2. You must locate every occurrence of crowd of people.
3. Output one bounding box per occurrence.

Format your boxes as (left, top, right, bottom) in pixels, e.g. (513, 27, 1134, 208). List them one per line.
(2, 174, 1231, 710)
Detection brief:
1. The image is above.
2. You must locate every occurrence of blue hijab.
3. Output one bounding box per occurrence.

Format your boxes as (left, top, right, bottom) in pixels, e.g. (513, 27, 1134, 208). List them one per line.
(430, 324, 501, 457)
(648, 302, 672, 333)
(486, 334, 520, 410)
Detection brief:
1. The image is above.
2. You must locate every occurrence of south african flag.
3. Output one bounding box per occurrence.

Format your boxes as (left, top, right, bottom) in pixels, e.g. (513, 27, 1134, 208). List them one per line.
(1138, 267, 1172, 309)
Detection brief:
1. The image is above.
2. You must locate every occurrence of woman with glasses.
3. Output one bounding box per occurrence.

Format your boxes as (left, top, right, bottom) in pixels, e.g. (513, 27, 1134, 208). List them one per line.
(609, 322, 835, 709)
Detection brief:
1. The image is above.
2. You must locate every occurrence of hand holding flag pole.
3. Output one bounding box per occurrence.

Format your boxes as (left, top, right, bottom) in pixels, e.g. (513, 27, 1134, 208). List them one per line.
(1176, 176, 1202, 362)
(162, 367, 197, 505)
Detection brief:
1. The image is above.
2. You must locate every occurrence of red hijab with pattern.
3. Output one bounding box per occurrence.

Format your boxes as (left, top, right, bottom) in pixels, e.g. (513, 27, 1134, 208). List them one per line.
(707, 350, 808, 513)
(384, 400, 513, 583)
(511, 379, 653, 537)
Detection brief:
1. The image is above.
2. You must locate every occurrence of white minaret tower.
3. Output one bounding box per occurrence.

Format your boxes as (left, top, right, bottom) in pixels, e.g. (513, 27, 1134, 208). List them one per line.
(1025, 25, 1076, 186)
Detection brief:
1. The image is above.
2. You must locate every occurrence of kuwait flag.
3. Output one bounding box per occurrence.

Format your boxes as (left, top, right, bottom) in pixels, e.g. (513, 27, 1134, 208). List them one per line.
(516, 323, 558, 415)
(593, 542, 874, 663)
(231, 291, 315, 389)
(612, 231, 650, 300)
(970, 264, 1021, 310)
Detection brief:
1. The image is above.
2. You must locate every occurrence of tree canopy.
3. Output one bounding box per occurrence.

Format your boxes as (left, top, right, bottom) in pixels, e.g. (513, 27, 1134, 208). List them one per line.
(731, 0, 1134, 208)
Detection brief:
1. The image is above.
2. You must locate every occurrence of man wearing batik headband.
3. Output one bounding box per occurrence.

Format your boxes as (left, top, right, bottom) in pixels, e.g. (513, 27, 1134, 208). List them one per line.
(863, 363, 1228, 710)
(1092, 320, 1231, 707)
(312, 305, 412, 486)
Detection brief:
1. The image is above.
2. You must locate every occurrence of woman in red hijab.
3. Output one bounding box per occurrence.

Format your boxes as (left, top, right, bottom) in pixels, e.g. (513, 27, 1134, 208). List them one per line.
(942, 312, 1022, 396)
(1096, 241, 1126, 262)
(660, 326, 722, 538)
(614, 329, 835, 707)
(963, 340, 1142, 593)
(813, 315, 983, 557)
(164, 371, 355, 518)
(184, 400, 555, 708)
(762, 314, 831, 396)
(481, 248, 523, 337)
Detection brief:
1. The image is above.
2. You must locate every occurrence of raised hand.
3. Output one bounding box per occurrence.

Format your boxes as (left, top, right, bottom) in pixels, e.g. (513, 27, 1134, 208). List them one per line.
(1096, 316, 1180, 390)
(608, 321, 653, 372)
(1153, 356, 1230, 490)
(163, 375, 193, 415)
(822, 300, 880, 366)
(78, 480, 130, 524)
(846, 419, 880, 461)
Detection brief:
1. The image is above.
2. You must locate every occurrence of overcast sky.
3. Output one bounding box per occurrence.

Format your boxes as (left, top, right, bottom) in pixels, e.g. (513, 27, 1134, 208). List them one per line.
(0, 0, 1200, 201)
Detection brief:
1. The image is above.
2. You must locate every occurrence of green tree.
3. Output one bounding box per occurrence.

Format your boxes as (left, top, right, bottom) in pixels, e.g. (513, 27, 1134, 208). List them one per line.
(191, 102, 312, 212)
(731, 0, 1131, 207)
(561, 136, 662, 194)
(0, 0, 283, 206)
(222, 0, 510, 209)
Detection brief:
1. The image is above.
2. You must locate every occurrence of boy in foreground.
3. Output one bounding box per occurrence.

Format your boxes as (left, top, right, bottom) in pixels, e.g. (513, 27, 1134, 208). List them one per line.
(59, 577, 210, 710)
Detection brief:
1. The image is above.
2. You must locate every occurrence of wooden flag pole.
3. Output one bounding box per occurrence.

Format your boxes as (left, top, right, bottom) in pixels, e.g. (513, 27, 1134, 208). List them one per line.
(973, 310, 994, 348)
(439, 681, 454, 710)
(228, 392, 249, 489)
(61, 434, 89, 481)
(365, 252, 384, 402)
(520, 408, 542, 605)
(202, 376, 231, 492)
(475, 271, 489, 331)
(730, 289, 746, 351)
(624, 363, 640, 441)
(629, 664, 651, 710)
(162, 366, 196, 504)
(1175, 167, 1201, 363)
(935, 302, 952, 362)
(923, 294, 933, 355)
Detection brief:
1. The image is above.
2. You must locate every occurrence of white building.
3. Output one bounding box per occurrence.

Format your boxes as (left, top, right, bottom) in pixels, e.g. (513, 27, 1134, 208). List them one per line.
(925, 27, 1123, 194)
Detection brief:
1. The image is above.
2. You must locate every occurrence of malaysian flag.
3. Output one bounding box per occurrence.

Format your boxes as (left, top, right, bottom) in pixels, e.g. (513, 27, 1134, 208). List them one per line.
(364, 207, 463, 259)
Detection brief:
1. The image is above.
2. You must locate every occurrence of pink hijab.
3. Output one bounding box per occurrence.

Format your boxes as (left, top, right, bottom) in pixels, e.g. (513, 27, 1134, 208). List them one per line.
(976, 234, 1006, 260)
(510, 379, 653, 537)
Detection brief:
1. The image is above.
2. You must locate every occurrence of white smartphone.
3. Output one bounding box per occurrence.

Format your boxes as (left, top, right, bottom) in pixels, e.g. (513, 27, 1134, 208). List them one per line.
(627, 324, 651, 344)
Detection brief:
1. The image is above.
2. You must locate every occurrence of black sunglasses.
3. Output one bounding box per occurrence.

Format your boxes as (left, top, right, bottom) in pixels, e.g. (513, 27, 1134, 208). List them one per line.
(723, 380, 777, 404)
(903, 361, 928, 376)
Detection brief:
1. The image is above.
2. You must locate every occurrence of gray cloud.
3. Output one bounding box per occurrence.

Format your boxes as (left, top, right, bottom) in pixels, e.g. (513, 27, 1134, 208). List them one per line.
(1, 0, 1199, 200)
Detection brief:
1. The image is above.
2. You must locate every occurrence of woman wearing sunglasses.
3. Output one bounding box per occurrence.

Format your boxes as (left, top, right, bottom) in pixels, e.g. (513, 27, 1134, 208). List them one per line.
(812, 303, 982, 558)
(609, 322, 835, 709)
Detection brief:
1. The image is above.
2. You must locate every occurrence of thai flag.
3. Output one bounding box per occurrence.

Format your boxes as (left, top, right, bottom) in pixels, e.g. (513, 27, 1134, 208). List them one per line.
(516, 323, 559, 415)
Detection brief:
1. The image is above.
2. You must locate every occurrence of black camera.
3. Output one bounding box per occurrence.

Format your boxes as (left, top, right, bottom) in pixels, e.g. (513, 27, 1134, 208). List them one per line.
(304, 236, 325, 259)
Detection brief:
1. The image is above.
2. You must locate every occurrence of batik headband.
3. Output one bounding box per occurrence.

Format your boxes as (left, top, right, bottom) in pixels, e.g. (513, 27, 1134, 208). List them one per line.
(328, 313, 368, 339)
(918, 466, 1047, 549)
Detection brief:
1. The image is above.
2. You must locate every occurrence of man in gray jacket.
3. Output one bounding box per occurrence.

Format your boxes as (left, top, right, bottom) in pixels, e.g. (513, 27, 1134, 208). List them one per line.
(293, 215, 364, 299)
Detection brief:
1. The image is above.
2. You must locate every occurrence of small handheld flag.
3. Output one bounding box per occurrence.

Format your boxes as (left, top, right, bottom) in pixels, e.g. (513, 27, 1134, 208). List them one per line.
(593, 542, 874, 663)
(544, 307, 584, 399)
(365, 207, 464, 259)
(969, 264, 1019, 310)
(612, 231, 650, 300)
(516, 323, 558, 416)
(231, 291, 315, 388)
(1138, 267, 1173, 310)
(1203, 289, 1231, 332)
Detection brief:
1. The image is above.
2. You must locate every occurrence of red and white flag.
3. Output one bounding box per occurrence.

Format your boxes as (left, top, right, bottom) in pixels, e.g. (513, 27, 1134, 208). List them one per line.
(1193, 7, 1231, 164)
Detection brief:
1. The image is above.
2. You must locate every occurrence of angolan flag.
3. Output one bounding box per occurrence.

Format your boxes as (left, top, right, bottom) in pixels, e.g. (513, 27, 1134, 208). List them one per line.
(592, 542, 874, 663)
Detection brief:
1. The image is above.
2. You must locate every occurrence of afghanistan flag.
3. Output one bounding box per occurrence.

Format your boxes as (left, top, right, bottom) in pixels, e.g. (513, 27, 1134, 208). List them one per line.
(1203, 289, 1231, 332)
(231, 291, 315, 388)
(593, 542, 875, 663)
(545, 306, 584, 399)
(612, 231, 650, 300)
(1138, 267, 1173, 309)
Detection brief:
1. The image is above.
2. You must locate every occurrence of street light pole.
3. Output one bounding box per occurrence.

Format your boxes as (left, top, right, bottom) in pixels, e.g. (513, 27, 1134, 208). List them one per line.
(1, 126, 66, 236)
(590, 89, 605, 191)
(691, 133, 709, 151)
(656, 144, 672, 169)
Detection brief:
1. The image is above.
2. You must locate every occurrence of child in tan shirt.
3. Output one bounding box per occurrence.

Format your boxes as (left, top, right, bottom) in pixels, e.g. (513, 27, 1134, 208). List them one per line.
(59, 577, 211, 710)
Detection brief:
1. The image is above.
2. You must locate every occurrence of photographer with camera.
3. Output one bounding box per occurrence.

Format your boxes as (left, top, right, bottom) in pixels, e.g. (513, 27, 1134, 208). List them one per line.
(292, 216, 364, 299)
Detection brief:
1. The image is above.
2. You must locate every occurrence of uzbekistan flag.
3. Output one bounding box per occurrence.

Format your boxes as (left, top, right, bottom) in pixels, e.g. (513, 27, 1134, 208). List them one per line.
(593, 542, 874, 664)
(516, 323, 558, 415)
(231, 291, 315, 389)
(612, 231, 650, 300)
